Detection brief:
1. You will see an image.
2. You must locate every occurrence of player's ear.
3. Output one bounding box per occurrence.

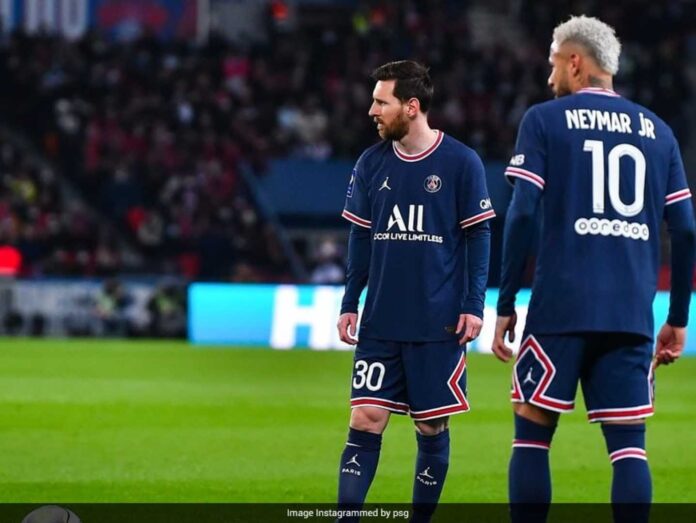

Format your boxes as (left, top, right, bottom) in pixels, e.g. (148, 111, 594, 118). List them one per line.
(569, 53, 582, 79)
(405, 97, 420, 117)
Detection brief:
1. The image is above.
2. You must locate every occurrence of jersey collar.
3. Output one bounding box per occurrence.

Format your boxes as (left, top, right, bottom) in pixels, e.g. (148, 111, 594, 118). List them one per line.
(392, 130, 444, 162)
(577, 87, 620, 97)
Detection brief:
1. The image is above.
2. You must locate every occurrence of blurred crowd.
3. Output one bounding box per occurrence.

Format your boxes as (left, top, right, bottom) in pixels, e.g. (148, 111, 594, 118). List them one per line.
(0, 138, 124, 276)
(0, 31, 291, 280)
(517, 0, 694, 144)
(0, 0, 693, 281)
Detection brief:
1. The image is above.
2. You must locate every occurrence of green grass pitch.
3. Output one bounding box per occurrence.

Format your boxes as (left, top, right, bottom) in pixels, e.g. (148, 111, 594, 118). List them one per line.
(0, 338, 694, 502)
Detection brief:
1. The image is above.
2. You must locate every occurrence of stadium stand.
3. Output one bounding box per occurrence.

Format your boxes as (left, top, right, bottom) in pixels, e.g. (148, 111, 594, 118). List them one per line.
(0, 135, 124, 277)
(0, 0, 693, 282)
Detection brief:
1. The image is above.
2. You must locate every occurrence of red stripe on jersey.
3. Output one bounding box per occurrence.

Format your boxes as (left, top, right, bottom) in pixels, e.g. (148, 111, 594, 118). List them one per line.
(665, 188, 692, 205)
(342, 209, 371, 228)
(392, 130, 444, 162)
(459, 209, 496, 228)
(505, 167, 545, 188)
(577, 87, 620, 97)
(505, 171, 545, 191)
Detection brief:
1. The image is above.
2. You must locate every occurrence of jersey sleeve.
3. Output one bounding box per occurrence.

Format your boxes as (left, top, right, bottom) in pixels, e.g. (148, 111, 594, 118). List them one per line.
(663, 137, 695, 327)
(504, 106, 547, 191)
(341, 154, 371, 229)
(664, 137, 692, 212)
(458, 152, 496, 229)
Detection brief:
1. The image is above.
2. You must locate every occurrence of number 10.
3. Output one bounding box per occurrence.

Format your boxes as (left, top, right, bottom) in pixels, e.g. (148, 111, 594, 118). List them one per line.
(583, 140, 646, 217)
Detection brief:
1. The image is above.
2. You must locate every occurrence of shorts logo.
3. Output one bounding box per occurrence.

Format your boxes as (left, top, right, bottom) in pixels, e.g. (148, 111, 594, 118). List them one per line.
(523, 367, 536, 385)
(424, 175, 442, 193)
(512, 336, 575, 412)
(480, 198, 492, 210)
(510, 154, 525, 166)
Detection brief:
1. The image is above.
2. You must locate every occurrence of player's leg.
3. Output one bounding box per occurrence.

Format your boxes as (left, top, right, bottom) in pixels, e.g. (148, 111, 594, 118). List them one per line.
(582, 334, 653, 523)
(509, 403, 558, 523)
(337, 339, 407, 518)
(601, 420, 650, 517)
(337, 407, 390, 515)
(508, 334, 584, 523)
(403, 340, 468, 523)
(411, 416, 450, 523)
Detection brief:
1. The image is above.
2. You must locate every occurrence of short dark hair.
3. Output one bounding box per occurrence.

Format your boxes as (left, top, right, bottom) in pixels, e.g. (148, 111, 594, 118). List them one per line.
(371, 60, 434, 113)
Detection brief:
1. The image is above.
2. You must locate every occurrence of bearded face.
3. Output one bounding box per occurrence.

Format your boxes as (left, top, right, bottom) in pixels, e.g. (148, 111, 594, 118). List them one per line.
(549, 63, 572, 98)
(376, 109, 410, 141)
(548, 41, 573, 98)
(369, 80, 414, 141)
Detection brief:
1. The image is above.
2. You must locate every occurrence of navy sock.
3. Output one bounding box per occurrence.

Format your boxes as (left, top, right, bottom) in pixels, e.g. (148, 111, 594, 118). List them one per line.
(509, 414, 556, 523)
(337, 428, 382, 521)
(411, 430, 450, 523)
(602, 424, 651, 523)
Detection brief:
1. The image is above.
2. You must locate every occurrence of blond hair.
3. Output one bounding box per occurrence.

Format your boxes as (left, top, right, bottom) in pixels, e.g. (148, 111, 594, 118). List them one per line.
(553, 15, 621, 75)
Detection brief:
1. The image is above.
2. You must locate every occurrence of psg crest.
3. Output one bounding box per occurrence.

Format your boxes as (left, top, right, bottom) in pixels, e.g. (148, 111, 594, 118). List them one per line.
(424, 175, 442, 193)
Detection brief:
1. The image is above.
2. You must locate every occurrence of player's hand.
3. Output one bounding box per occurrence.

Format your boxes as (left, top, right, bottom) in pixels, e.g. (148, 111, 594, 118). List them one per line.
(337, 312, 359, 345)
(456, 314, 483, 345)
(654, 323, 686, 367)
(492, 313, 517, 362)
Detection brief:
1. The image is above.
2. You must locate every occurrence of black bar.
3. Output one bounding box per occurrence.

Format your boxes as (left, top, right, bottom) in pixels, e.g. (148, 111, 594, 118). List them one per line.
(7, 503, 696, 523)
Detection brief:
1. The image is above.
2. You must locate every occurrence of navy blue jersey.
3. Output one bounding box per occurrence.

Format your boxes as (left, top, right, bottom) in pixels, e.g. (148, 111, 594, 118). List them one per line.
(505, 87, 693, 338)
(343, 131, 495, 341)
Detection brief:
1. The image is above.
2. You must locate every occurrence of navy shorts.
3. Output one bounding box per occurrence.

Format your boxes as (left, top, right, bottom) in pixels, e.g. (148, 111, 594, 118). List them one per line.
(512, 332, 655, 423)
(349, 338, 469, 421)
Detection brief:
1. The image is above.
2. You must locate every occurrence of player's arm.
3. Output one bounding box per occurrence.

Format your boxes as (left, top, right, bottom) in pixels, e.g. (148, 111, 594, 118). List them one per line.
(458, 220, 491, 344)
(338, 157, 372, 344)
(656, 139, 695, 365)
(497, 181, 541, 316)
(493, 106, 546, 361)
(457, 152, 495, 345)
(338, 224, 371, 344)
(493, 182, 542, 361)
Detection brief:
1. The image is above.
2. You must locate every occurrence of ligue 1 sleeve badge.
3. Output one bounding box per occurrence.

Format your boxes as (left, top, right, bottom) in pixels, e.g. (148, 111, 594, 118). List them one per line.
(346, 169, 356, 198)
(424, 174, 442, 193)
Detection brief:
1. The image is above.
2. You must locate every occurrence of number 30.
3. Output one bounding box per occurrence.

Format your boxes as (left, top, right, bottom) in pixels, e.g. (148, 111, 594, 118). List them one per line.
(353, 360, 386, 391)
